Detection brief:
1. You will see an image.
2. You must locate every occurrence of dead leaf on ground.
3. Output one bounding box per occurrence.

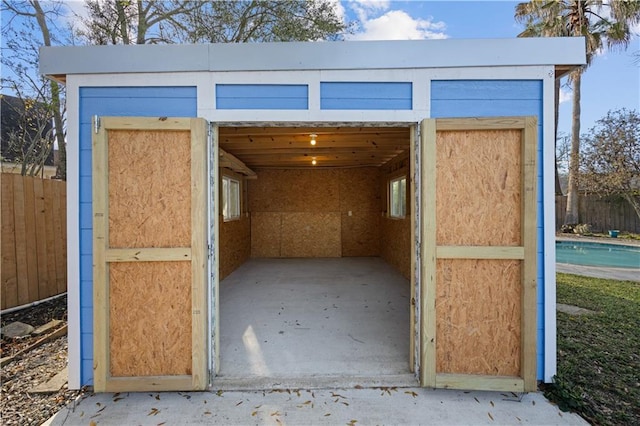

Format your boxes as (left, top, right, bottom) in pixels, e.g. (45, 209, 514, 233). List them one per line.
(488, 412, 494, 421)
(404, 391, 418, 398)
(251, 411, 258, 417)
(148, 408, 160, 416)
(347, 420, 358, 426)
(204, 411, 212, 415)
(324, 413, 331, 416)
(90, 421, 97, 426)
(490, 401, 494, 407)
(236, 401, 243, 406)
(474, 397, 480, 403)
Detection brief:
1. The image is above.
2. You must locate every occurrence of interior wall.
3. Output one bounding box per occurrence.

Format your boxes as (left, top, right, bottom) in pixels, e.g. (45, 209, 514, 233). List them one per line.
(380, 157, 412, 279)
(219, 169, 250, 280)
(248, 168, 380, 258)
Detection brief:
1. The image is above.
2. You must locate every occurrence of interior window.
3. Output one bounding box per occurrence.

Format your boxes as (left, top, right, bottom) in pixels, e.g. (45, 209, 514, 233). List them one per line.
(389, 176, 406, 218)
(222, 175, 241, 221)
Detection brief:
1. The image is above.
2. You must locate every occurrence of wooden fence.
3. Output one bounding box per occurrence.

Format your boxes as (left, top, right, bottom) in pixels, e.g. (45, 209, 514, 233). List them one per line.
(556, 195, 640, 233)
(1, 173, 66, 310)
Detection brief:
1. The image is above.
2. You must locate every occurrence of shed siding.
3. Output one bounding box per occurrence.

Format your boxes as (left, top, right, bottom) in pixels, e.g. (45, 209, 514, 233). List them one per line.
(430, 79, 545, 380)
(216, 84, 308, 109)
(78, 86, 197, 385)
(320, 82, 412, 110)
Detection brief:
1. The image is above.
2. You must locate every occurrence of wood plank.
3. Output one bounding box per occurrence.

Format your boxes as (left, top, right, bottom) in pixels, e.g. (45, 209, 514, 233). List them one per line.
(190, 118, 208, 390)
(105, 376, 193, 393)
(420, 119, 437, 387)
(219, 126, 409, 136)
(100, 116, 192, 131)
(33, 178, 50, 301)
(220, 135, 410, 148)
(219, 148, 256, 177)
(52, 180, 66, 294)
(1, 174, 18, 309)
(409, 124, 416, 372)
(212, 124, 221, 375)
(60, 182, 67, 286)
(436, 246, 525, 259)
(43, 179, 57, 298)
(221, 147, 408, 156)
(522, 117, 538, 391)
(92, 115, 109, 393)
(23, 176, 39, 302)
(434, 117, 528, 131)
(436, 374, 525, 392)
(12, 173, 29, 305)
(105, 248, 191, 262)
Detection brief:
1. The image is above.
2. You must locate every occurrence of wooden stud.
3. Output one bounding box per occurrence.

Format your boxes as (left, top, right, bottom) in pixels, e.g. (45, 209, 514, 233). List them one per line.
(212, 123, 221, 375)
(436, 374, 525, 392)
(522, 117, 538, 391)
(105, 248, 191, 262)
(420, 119, 437, 388)
(434, 117, 528, 131)
(436, 246, 525, 259)
(190, 118, 208, 390)
(219, 148, 256, 178)
(92, 115, 109, 393)
(409, 124, 416, 372)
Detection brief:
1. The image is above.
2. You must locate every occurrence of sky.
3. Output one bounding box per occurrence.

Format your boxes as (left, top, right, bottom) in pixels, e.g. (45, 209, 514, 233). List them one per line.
(336, 0, 640, 139)
(4, 0, 640, 140)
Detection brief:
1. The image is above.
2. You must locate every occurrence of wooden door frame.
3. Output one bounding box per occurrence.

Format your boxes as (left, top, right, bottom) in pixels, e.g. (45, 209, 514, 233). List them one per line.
(92, 117, 208, 392)
(419, 117, 538, 392)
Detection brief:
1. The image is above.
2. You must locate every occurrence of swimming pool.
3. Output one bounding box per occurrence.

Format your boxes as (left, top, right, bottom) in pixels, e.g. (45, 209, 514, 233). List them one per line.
(556, 241, 640, 269)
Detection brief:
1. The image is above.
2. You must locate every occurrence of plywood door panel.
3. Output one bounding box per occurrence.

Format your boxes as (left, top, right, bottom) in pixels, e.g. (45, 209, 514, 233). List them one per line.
(420, 117, 537, 392)
(93, 117, 208, 392)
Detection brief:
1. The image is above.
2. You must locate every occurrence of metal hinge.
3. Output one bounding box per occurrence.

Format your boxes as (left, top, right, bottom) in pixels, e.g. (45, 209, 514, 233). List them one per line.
(416, 241, 421, 260)
(93, 115, 100, 133)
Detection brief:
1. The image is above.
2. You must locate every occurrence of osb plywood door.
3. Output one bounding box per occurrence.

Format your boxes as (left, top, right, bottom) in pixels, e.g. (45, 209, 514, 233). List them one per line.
(420, 117, 537, 392)
(93, 117, 208, 392)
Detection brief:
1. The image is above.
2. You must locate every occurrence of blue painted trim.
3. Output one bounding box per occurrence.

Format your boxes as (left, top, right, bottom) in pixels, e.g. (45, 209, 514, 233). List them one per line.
(216, 84, 308, 110)
(78, 86, 196, 386)
(320, 82, 412, 110)
(430, 79, 546, 380)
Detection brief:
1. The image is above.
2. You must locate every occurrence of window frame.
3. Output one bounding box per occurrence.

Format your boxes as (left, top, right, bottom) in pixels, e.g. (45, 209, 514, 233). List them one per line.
(388, 175, 407, 219)
(222, 175, 241, 222)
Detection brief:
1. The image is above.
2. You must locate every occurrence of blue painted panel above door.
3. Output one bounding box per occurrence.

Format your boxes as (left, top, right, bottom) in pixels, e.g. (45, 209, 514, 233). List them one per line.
(216, 84, 308, 109)
(320, 82, 412, 110)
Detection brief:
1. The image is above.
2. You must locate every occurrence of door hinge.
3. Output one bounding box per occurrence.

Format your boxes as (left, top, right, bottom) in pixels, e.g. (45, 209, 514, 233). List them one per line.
(93, 115, 100, 133)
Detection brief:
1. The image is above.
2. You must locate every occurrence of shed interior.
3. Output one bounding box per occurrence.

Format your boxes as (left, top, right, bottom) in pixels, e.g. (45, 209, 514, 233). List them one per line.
(216, 126, 414, 385)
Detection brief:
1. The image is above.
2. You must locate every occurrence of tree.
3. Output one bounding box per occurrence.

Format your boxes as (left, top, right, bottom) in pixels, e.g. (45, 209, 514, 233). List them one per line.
(2, 0, 69, 179)
(515, 1, 640, 225)
(76, 0, 349, 45)
(580, 108, 640, 222)
(1, 94, 55, 177)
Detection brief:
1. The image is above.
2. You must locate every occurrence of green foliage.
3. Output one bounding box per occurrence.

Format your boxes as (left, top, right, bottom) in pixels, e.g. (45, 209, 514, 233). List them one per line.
(552, 273, 640, 425)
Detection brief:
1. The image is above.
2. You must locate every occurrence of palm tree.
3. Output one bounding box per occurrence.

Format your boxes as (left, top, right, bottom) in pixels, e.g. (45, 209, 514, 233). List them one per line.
(515, 1, 640, 226)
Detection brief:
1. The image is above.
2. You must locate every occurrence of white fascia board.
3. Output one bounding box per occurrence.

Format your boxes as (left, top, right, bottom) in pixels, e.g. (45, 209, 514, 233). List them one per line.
(40, 38, 586, 78)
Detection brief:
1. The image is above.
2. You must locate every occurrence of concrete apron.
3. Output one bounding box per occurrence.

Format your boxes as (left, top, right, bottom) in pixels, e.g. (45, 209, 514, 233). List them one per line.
(46, 387, 588, 425)
(49, 258, 588, 424)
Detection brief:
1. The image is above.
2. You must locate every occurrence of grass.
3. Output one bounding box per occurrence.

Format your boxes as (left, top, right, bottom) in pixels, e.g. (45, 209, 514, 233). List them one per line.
(545, 273, 640, 425)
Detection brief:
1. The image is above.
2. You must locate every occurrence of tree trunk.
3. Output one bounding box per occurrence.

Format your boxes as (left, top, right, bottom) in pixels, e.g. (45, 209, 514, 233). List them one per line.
(623, 193, 640, 224)
(564, 71, 582, 225)
(32, 0, 66, 179)
(554, 78, 563, 195)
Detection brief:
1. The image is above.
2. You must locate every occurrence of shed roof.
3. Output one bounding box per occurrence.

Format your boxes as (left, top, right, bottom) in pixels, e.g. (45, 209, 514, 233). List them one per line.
(40, 38, 585, 83)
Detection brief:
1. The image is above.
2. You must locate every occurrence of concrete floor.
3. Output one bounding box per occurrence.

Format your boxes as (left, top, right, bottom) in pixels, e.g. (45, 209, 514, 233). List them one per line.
(216, 257, 415, 389)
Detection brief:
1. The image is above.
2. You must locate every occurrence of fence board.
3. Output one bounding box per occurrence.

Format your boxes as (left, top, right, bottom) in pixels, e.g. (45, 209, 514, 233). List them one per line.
(0, 173, 67, 310)
(12, 175, 30, 305)
(556, 195, 640, 233)
(1, 176, 18, 309)
(23, 176, 39, 303)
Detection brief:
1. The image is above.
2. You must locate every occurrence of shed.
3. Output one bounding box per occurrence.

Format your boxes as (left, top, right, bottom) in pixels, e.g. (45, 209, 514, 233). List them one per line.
(40, 38, 585, 393)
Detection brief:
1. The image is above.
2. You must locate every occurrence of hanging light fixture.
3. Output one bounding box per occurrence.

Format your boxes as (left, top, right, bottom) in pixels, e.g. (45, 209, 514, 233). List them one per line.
(310, 134, 317, 146)
(311, 157, 317, 165)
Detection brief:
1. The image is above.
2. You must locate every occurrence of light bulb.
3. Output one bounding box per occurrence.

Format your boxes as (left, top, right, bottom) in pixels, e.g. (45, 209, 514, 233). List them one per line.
(310, 134, 317, 146)
(312, 158, 317, 165)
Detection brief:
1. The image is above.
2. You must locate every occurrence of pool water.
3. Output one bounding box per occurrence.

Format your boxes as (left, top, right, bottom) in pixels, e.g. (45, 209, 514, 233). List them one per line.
(556, 241, 640, 269)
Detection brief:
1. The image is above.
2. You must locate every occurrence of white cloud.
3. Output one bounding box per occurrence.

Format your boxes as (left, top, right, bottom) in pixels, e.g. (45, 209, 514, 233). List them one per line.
(348, 9, 447, 41)
(559, 87, 572, 104)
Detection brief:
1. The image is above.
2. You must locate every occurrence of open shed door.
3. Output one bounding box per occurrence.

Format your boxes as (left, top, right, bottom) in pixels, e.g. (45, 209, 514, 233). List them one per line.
(93, 117, 208, 392)
(420, 117, 537, 392)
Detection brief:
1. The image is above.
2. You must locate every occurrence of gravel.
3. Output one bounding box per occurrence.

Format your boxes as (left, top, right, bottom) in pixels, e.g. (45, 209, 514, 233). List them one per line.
(1, 296, 85, 426)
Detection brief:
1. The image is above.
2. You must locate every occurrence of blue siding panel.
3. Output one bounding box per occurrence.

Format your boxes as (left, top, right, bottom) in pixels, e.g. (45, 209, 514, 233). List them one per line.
(321, 82, 412, 110)
(216, 84, 308, 110)
(78, 86, 197, 386)
(430, 80, 546, 380)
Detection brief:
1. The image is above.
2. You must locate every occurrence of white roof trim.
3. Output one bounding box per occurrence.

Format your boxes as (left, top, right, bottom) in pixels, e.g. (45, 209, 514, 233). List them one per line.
(40, 38, 585, 77)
